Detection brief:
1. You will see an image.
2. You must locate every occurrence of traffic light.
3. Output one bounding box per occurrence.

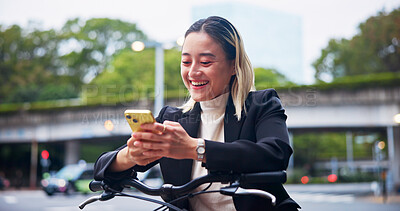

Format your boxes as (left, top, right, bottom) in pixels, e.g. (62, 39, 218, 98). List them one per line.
(40, 150, 50, 172)
(41, 150, 49, 160)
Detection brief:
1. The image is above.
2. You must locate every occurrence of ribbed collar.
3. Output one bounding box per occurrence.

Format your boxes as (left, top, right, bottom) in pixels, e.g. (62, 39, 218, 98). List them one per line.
(199, 92, 230, 115)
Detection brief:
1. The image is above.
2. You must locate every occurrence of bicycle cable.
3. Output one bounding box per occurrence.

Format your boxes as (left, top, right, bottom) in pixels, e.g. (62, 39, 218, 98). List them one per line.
(153, 189, 221, 211)
(106, 187, 182, 211)
(153, 182, 213, 211)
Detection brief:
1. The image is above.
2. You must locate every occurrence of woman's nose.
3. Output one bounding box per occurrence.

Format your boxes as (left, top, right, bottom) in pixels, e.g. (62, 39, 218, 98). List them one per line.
(188, 63, 201, 77)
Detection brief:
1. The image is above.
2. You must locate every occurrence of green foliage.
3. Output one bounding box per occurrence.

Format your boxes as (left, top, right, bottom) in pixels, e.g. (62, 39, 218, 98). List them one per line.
(6, 85, 40, 103)
(293, 132, 380, 176)
(1, 71, 398, 113)
(254, 67, 295, 90)
(313, 8, 400, 81)
(6, 84, 78, 103)
(37, 84, 78, 101)
(58, 18, 147, 82)
(83, 48, 185, 105)
(0, 18, 147, 104)
(277, 72, 400, 92)
(164, 48, 187, 93)
(0, 24, 65, 103)
(293, 132, 347, 170)
(80, 140, 125, 163)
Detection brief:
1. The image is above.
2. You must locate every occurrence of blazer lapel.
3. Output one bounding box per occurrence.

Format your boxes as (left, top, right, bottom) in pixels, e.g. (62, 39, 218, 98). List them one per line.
(177, 102, 202, 182)
(224, 94, 246, 143)
(179, 102, 202, 138)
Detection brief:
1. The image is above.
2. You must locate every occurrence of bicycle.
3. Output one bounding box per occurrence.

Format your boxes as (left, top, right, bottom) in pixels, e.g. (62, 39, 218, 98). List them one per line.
(79, 170, 287, 210)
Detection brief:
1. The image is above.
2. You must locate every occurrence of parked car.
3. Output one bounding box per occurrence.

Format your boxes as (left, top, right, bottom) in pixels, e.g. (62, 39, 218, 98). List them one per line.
(41, 162, 94, 196)
(0, 175, 10, 190)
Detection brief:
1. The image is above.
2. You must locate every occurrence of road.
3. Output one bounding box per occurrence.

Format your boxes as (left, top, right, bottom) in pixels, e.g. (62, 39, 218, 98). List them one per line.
(0, 190, 161, 211)
(1, 184, 399, 211)
(286, 183, 400, 211)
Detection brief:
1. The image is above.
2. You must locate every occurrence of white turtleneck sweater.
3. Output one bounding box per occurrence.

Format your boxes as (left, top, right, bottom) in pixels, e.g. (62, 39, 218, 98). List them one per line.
(189, 92, 236, 211)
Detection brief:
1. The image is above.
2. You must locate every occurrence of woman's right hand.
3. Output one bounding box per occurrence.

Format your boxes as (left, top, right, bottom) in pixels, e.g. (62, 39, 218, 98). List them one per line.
(126, 133, 163, 166)
(109, 133, 162, 172)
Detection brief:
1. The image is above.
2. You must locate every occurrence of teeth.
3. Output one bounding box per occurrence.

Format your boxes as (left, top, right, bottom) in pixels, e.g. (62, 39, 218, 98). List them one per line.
(191, 81, 208, 86)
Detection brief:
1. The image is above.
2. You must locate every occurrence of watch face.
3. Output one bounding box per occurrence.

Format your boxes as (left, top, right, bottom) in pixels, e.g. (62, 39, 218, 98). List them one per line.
(197, 147, 205, 154)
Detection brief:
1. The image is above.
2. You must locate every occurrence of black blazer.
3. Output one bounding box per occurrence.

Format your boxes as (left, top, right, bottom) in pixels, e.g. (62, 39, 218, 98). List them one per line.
(94, 89, 300, 210)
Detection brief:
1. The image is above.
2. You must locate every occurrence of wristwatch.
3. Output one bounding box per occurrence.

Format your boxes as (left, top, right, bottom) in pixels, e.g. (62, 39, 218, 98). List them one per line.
(196, 138, 205, 161)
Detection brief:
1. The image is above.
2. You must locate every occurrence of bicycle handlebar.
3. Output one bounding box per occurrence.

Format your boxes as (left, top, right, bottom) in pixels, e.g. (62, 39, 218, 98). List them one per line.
(81, 171, 286, 210)
(90, 171, 286, 198)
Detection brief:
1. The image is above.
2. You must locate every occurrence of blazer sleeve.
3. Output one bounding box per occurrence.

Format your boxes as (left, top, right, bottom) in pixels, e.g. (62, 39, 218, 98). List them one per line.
(203, 89, 293, 173)
(93, 106, 169, 181)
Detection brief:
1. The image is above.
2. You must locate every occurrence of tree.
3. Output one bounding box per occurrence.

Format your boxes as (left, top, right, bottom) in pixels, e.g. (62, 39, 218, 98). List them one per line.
(0, 18, 148, 103)
(254, 67, 295, 90)
(83, 47, 184, 104)
(313, 8, 400, 82)
(0, 24, 75, 103)
(58, 18, 147, 83)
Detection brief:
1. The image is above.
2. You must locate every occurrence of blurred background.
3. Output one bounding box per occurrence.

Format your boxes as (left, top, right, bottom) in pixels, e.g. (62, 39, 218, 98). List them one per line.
(1, 0, 400, 210)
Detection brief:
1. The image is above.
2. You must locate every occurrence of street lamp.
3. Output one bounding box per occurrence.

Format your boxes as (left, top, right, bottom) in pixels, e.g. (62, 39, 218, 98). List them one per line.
(394, 113, 400, 124)
(131, 41, 165, 114)
(104, 120, 114, 132)
(131, 41, 145, 52)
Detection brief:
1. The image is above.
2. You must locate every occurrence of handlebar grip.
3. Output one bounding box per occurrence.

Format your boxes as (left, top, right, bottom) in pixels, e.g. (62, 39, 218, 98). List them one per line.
(89, 180, 104, 192)
(241, 171, 287, 184)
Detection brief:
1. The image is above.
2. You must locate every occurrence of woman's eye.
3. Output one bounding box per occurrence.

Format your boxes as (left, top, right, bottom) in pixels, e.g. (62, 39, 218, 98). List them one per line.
(201, 61, 211, 65)
(182, 61, 191, 65)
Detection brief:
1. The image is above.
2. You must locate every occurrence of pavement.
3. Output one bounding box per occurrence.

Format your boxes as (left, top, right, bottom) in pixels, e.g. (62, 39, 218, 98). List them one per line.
(285, 182, 374, 195)
(358, 194, 400, 204)
(285, 182, 400, 205)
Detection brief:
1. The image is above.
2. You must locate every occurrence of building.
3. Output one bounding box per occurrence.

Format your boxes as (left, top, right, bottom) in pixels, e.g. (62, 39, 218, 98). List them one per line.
(192, 2, 304, 84)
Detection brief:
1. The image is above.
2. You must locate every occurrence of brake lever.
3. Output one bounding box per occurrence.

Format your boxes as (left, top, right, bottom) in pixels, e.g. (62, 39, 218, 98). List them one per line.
(220, 186, 276, 206)
(79, 195, 101, 209)
(78, 191, 115, 209)
(235, 187, 276, 206)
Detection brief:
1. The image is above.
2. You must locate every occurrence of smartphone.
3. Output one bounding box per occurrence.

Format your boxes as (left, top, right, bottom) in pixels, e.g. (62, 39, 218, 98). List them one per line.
(124, 109, 155, 132)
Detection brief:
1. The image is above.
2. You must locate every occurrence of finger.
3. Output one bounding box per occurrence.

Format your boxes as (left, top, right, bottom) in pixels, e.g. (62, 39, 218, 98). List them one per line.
(143, 150, 165, 157)
(127, 137, 135, 148)
(133, 140, 142, 147)
(131, 142, 153, 155)
(133, 131, 164, 142)
(141, 141, 170, 150)
(137, 123, 164, 134)
(130, 148, 153, 160)
(139, 156, 162, 166)
(163, 120, 180, 126)
(140, 122, 164, 131)
(136, 151, 162, 160)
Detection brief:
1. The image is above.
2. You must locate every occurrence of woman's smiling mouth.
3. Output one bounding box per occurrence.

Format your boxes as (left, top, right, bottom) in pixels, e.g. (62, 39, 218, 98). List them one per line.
(190, 80, 209, 87)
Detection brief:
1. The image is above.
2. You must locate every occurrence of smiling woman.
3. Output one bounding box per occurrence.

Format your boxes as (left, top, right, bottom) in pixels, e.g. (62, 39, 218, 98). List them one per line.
(180, 32, 235, 102)
(94, 16, 300, 211)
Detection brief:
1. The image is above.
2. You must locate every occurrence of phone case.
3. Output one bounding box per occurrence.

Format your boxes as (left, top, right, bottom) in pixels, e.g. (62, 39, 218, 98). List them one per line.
(124, 110, 155, 132)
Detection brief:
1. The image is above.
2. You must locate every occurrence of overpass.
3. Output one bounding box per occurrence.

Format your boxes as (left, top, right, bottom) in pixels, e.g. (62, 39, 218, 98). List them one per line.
(280, 86, 400, 193)
(1, 86, 399, 190)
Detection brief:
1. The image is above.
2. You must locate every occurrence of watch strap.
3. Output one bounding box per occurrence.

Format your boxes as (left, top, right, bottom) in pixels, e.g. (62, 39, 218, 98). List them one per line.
(196, 138, 205, 161)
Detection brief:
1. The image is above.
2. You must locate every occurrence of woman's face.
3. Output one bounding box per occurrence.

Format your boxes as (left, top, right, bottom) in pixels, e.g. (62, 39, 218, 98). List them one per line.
(181, 32, 235, 102)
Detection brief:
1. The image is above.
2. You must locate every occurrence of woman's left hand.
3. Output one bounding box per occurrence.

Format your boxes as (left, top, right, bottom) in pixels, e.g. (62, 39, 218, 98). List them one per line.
(132, 120, 198, 160)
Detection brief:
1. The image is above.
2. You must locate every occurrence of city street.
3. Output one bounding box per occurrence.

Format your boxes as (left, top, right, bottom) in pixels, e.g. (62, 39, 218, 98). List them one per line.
(1, 183, 399, 211)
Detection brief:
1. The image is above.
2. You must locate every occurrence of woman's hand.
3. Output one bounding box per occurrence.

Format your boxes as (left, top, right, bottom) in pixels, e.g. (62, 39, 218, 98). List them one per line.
(132, 120, 199, 160)
(126, 134, 163, 166)
(109, 134, 162, 172)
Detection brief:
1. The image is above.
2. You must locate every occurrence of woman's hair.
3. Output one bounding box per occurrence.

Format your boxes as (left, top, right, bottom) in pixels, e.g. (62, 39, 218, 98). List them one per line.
(180, 16, 255, 120)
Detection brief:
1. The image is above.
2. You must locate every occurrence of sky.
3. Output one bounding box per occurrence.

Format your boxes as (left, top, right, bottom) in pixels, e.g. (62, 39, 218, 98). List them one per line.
(0, 0, 399, 84)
